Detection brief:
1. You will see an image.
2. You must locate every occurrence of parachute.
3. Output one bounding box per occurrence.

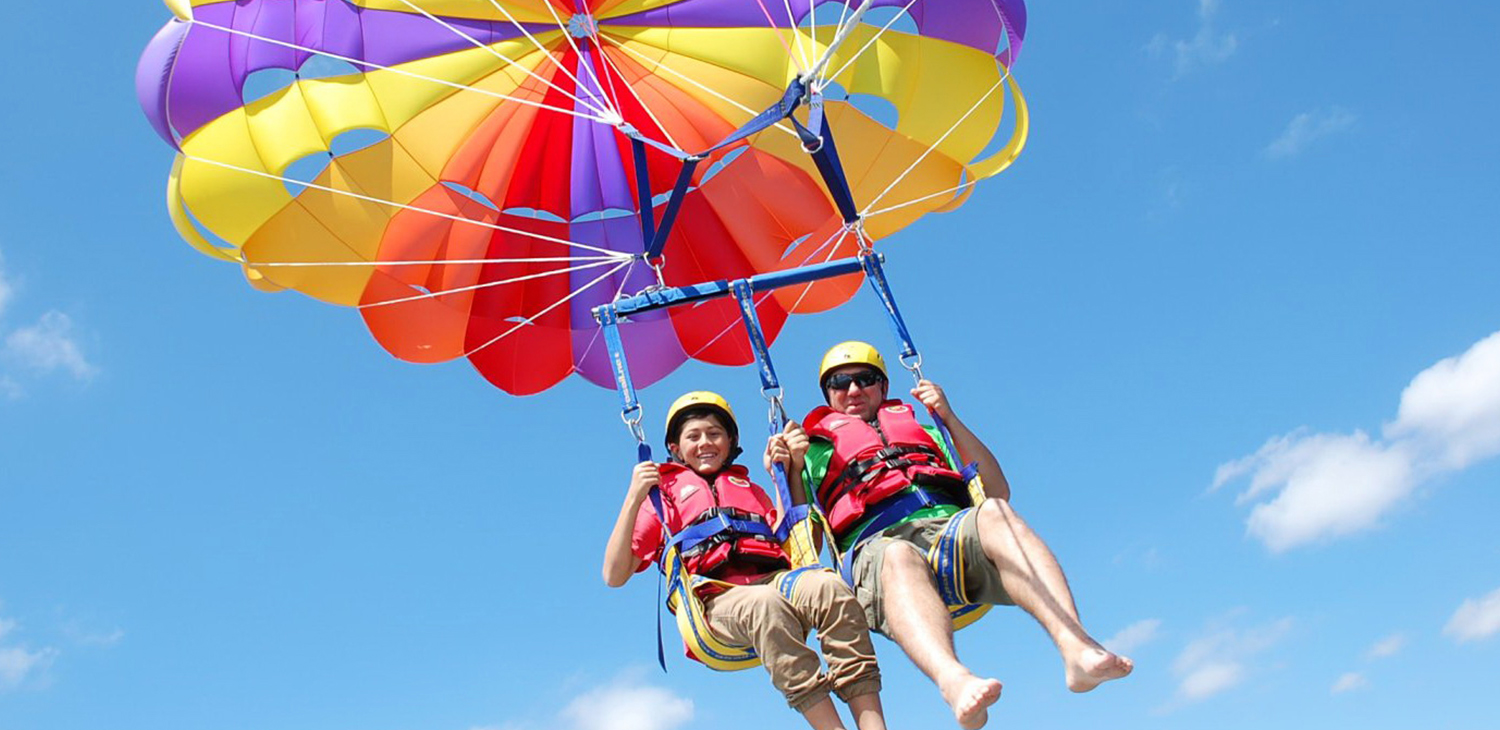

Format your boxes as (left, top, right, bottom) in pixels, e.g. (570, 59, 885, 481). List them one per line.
(136, 0, 1028, 396)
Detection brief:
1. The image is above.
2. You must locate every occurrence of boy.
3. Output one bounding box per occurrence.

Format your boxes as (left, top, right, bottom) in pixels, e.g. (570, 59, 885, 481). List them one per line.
(602, 391, 888, 730)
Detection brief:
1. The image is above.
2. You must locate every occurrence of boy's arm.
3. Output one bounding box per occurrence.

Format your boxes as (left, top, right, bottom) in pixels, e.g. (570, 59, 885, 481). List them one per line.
(602, 461, 660, 587)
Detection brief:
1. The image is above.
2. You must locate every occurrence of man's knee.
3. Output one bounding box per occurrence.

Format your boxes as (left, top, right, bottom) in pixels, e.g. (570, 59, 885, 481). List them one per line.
(977, 496, 1013, 522)
(879, 539, 930, 585)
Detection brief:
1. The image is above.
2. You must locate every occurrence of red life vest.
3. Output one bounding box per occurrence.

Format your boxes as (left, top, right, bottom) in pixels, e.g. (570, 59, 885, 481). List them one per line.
(654, 462, 791, 578)
(804, 400, 970, 538)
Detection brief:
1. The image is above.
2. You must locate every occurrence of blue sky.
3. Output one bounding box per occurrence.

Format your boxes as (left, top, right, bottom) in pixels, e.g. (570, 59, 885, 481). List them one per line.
(3, 1, 1499, 729)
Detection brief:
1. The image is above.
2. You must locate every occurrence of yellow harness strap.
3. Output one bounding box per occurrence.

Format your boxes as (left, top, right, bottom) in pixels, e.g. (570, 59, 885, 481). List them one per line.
(662, 547, 829, 672)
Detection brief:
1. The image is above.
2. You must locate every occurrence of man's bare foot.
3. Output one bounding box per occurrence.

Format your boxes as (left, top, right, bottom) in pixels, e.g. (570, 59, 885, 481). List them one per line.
(939, 673, 1002, 729)
(1065, 647, 1133, 692)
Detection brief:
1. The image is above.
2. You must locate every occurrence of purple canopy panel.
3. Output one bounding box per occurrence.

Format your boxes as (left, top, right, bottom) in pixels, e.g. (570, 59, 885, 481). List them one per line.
(567, 46, 685, 388)
(139, 0, 546, 142)
(137, 19, 190, 148)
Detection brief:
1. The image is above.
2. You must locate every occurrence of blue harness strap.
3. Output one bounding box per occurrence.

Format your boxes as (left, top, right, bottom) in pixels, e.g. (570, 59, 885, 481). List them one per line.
(861, 252, 980, 481)
(729, 279, 804, 544)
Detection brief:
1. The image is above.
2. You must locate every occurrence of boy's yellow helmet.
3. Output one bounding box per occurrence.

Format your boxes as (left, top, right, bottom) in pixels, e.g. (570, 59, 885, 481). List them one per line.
(664, 391, 738, 448)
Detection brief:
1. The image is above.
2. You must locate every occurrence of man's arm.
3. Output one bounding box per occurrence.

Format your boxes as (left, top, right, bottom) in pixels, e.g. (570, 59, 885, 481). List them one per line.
(911, 379, 1011, 501)
(602, 461, 660, 587)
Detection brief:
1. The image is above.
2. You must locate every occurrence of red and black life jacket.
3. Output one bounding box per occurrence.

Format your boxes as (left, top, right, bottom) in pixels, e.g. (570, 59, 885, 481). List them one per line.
(655, 462, 791, 578)
(804, 401, 970, 538)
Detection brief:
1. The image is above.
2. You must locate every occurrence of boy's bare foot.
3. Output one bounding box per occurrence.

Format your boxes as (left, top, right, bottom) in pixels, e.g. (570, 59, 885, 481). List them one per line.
(1065, 647, 1133, 692)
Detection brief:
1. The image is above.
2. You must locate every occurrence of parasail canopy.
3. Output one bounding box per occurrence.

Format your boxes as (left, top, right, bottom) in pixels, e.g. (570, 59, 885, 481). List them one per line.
(137, 0, 1028, 395)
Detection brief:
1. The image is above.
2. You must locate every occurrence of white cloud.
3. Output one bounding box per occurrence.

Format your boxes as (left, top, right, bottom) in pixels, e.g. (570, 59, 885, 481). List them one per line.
(560, 678, 694, 730)
(1106, 619, 1163, 655)
(1365, 633, 1406, 659)
(1265, 108, 1357, 159)
(1388, 334, 1500, 470)
(1149, 0, 1239, 78)
(0, 646, 56, 689)
(0, 247, 97, 394)
(1444, 587, 1500, 643)
(4, 312, 95, 380)
(0, 252, 13, 320)
(1214, 331, 1500, 551)
(1169, 616, 1291, 706)
(485, 672, 694, 730)
(1331, 672, 1368, 694)
(0, 610, 58, 691)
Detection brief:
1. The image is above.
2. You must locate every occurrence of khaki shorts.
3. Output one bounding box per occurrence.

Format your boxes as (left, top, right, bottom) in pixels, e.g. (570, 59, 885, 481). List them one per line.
(850, 509, 1014, 637)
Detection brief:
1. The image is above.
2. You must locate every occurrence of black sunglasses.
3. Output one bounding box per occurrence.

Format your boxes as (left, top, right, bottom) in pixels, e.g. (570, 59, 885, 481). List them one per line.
(825, 370, 886, 391)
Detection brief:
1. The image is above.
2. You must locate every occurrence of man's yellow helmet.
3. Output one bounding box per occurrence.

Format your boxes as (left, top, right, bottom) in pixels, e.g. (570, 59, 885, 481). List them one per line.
(818, 341, 888, 388)
(664, 391, 738, 449)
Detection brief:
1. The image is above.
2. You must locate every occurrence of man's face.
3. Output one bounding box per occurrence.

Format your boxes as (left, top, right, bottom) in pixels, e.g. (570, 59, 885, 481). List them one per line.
(670, 414, 733, 474)
(825, 365, 888, 421)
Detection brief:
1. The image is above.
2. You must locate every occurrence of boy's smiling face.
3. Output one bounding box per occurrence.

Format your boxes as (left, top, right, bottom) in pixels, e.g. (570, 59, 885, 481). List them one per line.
(670, 413, 733, 474)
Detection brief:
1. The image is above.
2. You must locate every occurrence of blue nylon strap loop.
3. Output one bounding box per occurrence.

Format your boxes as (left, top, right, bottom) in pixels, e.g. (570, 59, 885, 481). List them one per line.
(730, 280, 781, 394)
(836, 490, 937, 584)
(665, 515, 777, 556)
(645, 159, 701, 260)
(730, 278, 806, 534)
(791, 112, 860, 224)
(860, 253, 919, 364)
(648, 483, 668, 672)
(775, 502, 812, 543)
(631, 139, 656, 248)
(805, 92, 825, 145)
(618, 123, 694, 162)
(858, 254, 977, 489)
(598, 306, 641, 416)
(701, 80, 808, 156)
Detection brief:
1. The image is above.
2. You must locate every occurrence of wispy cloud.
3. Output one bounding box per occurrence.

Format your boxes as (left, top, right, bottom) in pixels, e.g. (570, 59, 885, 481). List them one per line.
(1213, 330, 1500, 552)
(1331, 633, 1404, 693)
(0, 609, 59, 691)
(0, 257, 12, 320)
(1166, 615, 1292, 707)
(1444, 587, 1500, 643)
(483, 671, 694, 730)
(1331, 672, 1368, 694)
(0, 249, 97, 396)
(1149, 0, 1239, 78)
(560, 677, 694, 730)
(1365, 633, 1406, 659)
(5, 312, 96, 380)
(1265, 108, 1357, 159)
(1107, 619, 1163, 655)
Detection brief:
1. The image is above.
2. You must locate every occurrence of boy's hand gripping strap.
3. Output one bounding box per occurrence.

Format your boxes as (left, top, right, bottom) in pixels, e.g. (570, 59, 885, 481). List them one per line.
(729, 280, 815, 561)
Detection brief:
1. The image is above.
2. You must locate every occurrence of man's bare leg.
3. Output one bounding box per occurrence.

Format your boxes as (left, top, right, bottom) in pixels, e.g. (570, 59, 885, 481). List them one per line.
(881, 542, 1002, 729)
(846, 692, 888, 730)
(975, 499, 1132, 692)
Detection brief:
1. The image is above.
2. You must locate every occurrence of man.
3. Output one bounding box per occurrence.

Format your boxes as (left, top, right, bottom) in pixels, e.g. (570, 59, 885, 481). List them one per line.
(602, 391, 888, 730)
(799, 342, 1132, 730)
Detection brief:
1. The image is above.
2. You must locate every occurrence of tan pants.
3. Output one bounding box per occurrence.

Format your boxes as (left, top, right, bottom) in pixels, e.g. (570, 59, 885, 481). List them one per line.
(703, 570, 883, 713)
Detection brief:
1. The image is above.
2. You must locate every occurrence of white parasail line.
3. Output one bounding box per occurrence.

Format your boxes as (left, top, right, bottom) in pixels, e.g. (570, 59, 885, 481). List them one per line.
(183, 154, 631, 258)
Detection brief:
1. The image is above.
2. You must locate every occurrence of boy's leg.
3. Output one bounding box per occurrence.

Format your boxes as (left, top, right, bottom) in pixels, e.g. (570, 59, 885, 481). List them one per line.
(704, 585, 833, 721)
(784, 571, 886, 730)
